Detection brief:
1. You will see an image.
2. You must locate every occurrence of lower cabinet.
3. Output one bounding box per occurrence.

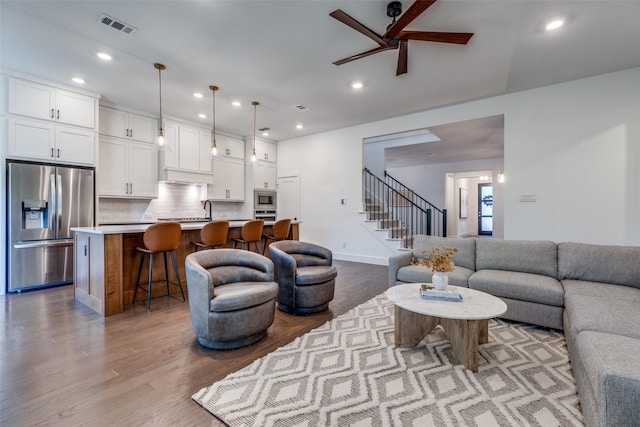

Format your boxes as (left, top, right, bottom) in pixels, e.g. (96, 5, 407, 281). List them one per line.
(98, 136, 157, 198)
(211, 156, 245, 201)
(74, 232, 123, 316)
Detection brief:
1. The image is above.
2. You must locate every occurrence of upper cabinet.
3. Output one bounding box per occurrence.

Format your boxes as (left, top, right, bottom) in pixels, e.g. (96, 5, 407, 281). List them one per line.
(3, 74, 99, 166)
(254, 138, 276, 163)
(99, 106, 157, 143)
(217, 135, 245, 160)
(6, 118, 96, 165)
(158, 119, 214, 184)
(7, 77, 97, 129)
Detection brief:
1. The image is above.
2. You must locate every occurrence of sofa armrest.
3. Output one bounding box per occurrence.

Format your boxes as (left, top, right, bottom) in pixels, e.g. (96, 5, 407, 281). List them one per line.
(388, 251, 413, 287)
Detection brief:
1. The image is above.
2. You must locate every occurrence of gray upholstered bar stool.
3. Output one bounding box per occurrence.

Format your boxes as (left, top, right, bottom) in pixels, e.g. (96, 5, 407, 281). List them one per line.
(232, 219, 264, 253)
(133, 221, 186, 311)
(191, 220, 229, 251)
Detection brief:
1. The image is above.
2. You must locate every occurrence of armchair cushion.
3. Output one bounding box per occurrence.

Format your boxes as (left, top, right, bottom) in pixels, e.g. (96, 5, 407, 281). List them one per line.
(210, 281, 279, 312)
(297, 265, 338, 286)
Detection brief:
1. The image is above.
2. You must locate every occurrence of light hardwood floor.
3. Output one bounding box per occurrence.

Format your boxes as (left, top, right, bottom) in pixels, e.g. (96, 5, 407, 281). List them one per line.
(0, 260, 389, 426)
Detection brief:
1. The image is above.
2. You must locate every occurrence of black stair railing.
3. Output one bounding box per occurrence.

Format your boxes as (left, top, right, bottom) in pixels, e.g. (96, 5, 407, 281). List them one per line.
(363, 168, 447, 248)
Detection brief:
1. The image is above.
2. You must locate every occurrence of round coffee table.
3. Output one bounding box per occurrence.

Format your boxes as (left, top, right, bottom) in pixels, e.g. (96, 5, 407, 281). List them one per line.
(385, 283, 507, 372)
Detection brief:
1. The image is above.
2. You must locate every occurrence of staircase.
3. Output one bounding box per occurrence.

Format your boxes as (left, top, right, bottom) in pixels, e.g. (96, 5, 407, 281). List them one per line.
(361, 168, 447, 251)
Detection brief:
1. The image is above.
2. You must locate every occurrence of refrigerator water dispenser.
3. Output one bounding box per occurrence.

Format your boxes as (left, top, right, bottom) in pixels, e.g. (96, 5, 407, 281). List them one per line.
(21, 199, 49, 229)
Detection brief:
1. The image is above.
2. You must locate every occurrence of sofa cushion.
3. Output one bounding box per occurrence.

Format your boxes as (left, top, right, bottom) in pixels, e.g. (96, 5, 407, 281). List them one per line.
(558, 242, 640, 289)
(210, 281, 279, 312)
(564, 294, 640, 340)
(296, 265, 337, 286)
(468, 269, 564, 306)
(475, 239, 558, 278)
(573, 331, 640, 427)
(562, 279, 640, 303)
(411, 235, 476, 271)
(396, 265, 474, 287)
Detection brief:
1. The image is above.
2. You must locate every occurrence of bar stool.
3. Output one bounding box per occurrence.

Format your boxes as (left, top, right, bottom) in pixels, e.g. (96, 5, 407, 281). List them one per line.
(233, 219, 264, 253)
(133, 222, 185, 311)
(191, 220, 229, 251)
(263, 218, 291, 255)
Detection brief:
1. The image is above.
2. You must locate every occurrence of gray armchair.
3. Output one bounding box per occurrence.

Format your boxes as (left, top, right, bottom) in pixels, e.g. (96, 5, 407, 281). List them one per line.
(268, 240, 337, 315)
(185, 249, 279, 350)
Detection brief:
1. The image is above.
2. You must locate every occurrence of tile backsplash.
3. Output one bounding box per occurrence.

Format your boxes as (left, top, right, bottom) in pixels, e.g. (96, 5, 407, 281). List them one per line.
(98, 183, 246, 224)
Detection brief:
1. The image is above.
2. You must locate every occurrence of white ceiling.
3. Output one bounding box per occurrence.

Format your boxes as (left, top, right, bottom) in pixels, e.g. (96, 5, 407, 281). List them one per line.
(2, 0, 640, 144)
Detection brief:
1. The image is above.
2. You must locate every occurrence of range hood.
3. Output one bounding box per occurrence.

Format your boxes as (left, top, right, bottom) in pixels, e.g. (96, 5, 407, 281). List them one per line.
(158, 150, 214, 184)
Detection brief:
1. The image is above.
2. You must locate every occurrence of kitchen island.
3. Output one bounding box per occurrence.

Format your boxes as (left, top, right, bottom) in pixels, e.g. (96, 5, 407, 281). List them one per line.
(71, 220, 299, 316)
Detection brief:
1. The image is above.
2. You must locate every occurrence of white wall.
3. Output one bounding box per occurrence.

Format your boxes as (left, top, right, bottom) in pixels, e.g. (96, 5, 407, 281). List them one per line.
(277, 67, 640, 265)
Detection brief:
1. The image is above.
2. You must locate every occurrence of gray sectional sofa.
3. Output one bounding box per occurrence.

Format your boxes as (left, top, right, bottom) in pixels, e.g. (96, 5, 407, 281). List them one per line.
(388, 235, 640, 427)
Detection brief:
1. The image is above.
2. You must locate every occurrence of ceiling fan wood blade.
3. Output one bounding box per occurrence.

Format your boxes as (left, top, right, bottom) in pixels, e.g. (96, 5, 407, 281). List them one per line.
(330, 9, 387, 46)
(384, 0, 437, 41)
(333, 45, 397, 66)
(397, 41, 408, 75)
(397, 30, 474, 44)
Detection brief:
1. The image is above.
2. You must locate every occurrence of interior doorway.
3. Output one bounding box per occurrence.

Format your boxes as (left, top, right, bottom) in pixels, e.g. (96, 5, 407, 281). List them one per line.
(478, 183, 493, 236)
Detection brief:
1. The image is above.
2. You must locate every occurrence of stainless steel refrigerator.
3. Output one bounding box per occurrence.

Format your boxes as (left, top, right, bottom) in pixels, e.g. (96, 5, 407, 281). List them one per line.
(7, 161, 94, 292)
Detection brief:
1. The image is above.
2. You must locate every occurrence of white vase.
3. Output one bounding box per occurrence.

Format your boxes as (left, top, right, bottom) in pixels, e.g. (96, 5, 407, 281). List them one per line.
(432, 271, 449, 291)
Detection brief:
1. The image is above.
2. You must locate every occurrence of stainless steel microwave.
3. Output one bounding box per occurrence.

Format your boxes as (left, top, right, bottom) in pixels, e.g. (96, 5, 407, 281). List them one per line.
(254, 190, 276, 210)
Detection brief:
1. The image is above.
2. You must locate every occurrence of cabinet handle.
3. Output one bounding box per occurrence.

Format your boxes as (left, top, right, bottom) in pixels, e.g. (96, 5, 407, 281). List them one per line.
(130, 183, 133, 194)
(264, 182, 268, 188)
(56, 148, 60, 158)
(84, 245, 87, 256)
(51, 148, 55, 158)
(264, 153, 268, 160)
(130, 129, 133, 138)
(50, 109, 55, 119)
(56, 109, 60, 120)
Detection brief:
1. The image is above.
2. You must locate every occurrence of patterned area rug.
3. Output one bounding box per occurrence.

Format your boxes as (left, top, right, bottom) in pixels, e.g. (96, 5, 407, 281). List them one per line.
(193, 293, 583, 426)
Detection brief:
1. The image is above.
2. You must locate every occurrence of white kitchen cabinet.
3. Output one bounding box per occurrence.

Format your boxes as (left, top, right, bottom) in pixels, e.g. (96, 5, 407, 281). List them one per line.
(99, 106, 156, 143)
(253, 160, 277, 190)
(211, 156, 244, 201)
(8, 77, 97, 129)
(254, 138, 276, 162)
(217, 135, 245, 160)
(157, 119, 214, 183)
(99, 136, 157, 198)
(7, 117, 96, 165)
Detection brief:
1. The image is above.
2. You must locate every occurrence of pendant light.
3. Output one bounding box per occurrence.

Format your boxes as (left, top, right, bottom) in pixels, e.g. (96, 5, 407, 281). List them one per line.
(154, 63, 166, 146)
(498, 170, 505, 183)
(210, 85, 218, 156)
(251, 101, 259, 162)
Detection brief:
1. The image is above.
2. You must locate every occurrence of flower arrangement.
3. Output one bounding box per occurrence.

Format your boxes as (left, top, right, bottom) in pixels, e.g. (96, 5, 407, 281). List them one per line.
(412, 247, 458, 272)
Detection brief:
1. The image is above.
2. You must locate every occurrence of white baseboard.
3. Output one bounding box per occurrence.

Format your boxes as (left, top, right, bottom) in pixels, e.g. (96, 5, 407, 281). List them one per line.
(333, 252, 389, 266)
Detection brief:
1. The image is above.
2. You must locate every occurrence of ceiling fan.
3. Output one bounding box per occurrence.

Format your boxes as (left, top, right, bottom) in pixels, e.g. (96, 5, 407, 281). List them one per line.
(329, 0, 474, 76)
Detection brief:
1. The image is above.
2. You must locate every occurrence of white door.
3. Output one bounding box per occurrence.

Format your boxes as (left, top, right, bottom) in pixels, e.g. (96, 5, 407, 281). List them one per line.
(278, 173, 300, 221)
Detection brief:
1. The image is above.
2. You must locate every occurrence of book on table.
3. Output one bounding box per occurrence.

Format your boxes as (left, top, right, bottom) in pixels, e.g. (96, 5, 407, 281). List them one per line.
(420, 287, 463, 302)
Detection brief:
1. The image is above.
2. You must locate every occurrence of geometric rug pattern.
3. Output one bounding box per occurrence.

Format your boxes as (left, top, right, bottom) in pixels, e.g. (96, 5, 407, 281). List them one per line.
(193, 293, 583, 426)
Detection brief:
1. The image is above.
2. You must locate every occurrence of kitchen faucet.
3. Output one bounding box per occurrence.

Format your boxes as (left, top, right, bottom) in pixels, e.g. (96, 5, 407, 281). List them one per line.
(203, 200, 213, 221)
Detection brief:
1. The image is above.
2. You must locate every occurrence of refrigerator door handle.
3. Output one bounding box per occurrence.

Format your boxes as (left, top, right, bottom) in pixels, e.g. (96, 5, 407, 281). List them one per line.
(50, 174, 56, 230)
(57, 174, 63, 235)
(13, 239, 74, 249)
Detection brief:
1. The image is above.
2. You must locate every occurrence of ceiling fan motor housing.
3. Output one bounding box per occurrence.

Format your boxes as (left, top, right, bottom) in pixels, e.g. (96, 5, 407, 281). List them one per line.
(387, 1, 403, 18)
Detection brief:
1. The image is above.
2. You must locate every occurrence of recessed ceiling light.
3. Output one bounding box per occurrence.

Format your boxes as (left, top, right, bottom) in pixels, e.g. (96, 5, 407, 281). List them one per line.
(545, 19, 564, 31)
(193, 92, 203, 98)
(232, 101, 242, 107)
(96, 52, 112, 61)
(72, 77, 85, 84)
(262, 132, 269, 137)
(296, 124, 303, 130)
(198, 113, 207, 119)
(351, 81, 363, 89)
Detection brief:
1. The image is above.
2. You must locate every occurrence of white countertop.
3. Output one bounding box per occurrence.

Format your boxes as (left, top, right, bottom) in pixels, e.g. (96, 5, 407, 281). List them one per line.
(72, 220, 288, 235)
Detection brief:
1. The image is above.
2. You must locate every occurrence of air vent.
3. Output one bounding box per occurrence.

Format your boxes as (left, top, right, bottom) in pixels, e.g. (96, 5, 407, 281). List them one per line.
(98, 14, 138, 35)
(295, 104, 312, 111)
(258, 127, 270, 132)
